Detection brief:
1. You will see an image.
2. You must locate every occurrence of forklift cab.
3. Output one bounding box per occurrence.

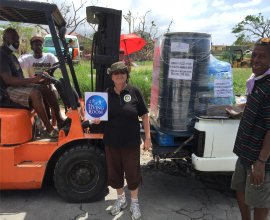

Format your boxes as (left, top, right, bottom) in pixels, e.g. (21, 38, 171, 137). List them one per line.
(0, 0, 80, 144)
(0, 0, 120, 202)
(0, 1, 81, 108)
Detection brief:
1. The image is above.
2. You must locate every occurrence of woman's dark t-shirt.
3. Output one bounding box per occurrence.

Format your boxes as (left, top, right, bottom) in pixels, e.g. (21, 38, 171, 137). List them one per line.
(103, 85, 148, 148)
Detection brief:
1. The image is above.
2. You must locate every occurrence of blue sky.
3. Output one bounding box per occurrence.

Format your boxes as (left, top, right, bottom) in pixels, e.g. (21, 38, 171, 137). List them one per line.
(91, 0, 270, 45)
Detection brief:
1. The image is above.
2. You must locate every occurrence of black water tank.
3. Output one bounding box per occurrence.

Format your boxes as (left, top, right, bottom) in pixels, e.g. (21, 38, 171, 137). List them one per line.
(158, 32, 211, 133)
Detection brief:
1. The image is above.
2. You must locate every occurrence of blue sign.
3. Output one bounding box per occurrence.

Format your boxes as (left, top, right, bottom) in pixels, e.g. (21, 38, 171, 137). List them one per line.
(86, 95, 107, 118)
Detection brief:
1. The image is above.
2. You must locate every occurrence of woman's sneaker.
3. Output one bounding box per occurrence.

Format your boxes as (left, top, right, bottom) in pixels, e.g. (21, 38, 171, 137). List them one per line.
(110, 198, 127, 216)
(130, 202, 142, 220)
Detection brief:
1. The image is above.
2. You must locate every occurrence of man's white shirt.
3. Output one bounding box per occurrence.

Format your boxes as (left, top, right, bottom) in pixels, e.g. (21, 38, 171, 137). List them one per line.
(19, 53, 58, 77)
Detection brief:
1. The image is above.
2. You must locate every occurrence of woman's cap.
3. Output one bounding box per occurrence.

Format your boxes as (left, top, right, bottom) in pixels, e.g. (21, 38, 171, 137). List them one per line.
(107, 61, 128, 75)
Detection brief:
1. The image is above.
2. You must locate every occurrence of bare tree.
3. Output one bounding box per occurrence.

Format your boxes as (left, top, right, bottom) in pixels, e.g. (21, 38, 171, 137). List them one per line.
(166, 19, 173, 33)
(122, 10, 174, 61)
(123, 10, 132, 33)
(123, 10, 162, 40)
(37, 0, 87, 34)
(138, 10, 151, 36)
(131, 12, 138, 34)
(122, 10, 160, 61)
(58, 0, 87, 34)
(149, 21, 158, 39)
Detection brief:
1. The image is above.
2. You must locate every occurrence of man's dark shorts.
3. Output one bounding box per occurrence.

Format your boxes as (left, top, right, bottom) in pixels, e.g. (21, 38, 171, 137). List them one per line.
(231, 158, 270, 208)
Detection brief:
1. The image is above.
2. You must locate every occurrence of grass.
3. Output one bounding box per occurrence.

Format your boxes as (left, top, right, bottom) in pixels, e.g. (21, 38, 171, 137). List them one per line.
(55, 60, 251, 105)
(232, 68, 251, 96)
(73, 61, 92, 93)
(54, 60, 92, 96)
(129, 62, 152, 104)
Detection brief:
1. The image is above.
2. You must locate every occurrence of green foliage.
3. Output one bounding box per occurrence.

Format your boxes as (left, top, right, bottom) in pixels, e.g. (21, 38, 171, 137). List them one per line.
(233, 33, 249, 46)
(232, 13, 270, 45)
(0, 23, 41, 54)
(220, 51, 231, 63)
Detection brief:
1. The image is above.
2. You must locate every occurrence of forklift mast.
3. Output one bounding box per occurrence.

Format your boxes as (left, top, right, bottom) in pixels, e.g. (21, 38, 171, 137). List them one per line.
(86, 6, 122, 92)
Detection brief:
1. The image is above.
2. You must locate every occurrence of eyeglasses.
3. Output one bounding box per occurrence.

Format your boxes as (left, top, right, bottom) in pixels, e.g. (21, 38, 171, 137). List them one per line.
(111, 71, 127, 76)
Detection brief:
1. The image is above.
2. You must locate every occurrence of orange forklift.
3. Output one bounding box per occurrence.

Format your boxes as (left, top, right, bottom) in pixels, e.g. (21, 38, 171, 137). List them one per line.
(0, 1, 121, 202)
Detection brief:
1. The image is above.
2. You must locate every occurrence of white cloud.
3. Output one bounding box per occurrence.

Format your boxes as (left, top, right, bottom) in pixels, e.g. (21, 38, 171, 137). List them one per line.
(212, 0, 226, 7)
(260, 5, 270, 13)
(91, 2, 267, 45)
(233, 0, 262, 9)
(2, 0, 270, 45)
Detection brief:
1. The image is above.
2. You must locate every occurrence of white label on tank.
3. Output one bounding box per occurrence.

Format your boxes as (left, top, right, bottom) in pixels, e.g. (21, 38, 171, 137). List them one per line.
(214, 79, 233, 97)
(171, 42, 189, 53)
(168, 58, 193, 80)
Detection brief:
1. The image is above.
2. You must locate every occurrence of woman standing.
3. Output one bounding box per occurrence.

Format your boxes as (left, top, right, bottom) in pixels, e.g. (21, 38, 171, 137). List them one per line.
(104, 61, 151, 220)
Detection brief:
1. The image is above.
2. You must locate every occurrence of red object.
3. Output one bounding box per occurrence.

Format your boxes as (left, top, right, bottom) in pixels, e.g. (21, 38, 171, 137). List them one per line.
(120, 34, 146, 55)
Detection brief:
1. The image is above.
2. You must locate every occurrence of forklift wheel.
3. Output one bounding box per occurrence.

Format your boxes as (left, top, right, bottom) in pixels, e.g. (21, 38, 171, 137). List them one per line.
(53, 144, 107, 202)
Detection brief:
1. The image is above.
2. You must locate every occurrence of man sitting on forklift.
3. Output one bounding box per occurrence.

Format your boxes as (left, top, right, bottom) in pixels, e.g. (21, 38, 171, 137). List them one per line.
(0, 27, 65, 138)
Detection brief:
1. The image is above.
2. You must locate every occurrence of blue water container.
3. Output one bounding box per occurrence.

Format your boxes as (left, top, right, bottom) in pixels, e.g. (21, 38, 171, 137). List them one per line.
(208, 55, 234, 105)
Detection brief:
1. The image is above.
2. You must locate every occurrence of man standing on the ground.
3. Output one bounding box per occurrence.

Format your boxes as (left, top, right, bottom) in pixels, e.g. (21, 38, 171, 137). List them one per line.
(0, 28, 64, 138)
(229, 38, 270, 220)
